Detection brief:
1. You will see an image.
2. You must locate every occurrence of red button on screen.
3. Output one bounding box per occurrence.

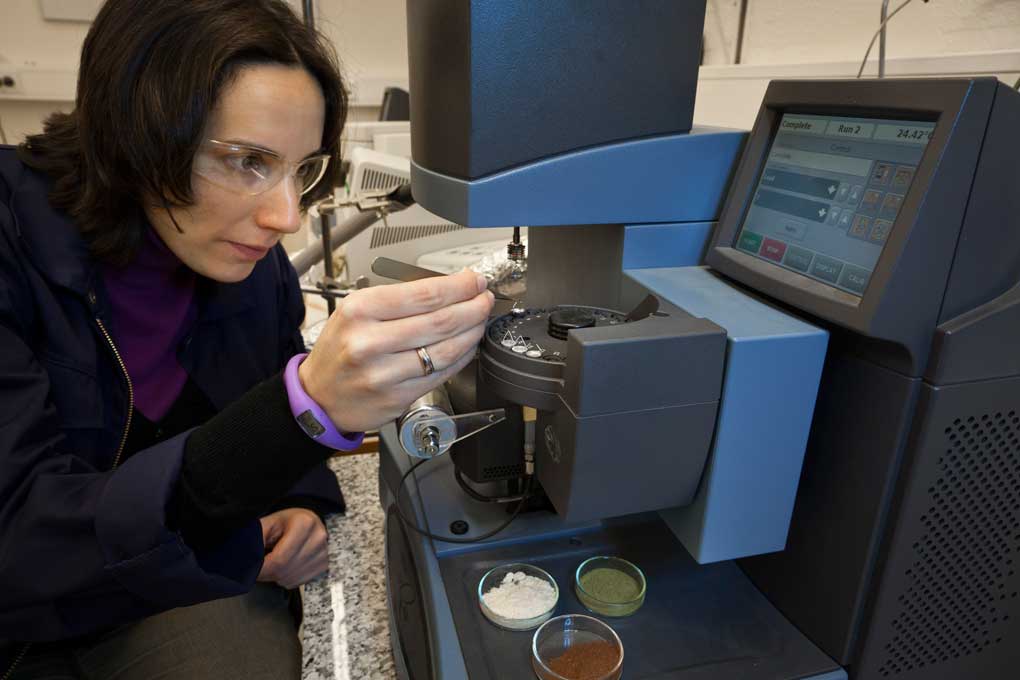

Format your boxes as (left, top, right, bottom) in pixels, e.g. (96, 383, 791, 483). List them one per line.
(761, 238, 787, 262)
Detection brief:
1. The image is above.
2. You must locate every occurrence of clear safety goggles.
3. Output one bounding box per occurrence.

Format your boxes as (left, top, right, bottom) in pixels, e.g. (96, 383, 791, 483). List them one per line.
(192, 139, 331, 197)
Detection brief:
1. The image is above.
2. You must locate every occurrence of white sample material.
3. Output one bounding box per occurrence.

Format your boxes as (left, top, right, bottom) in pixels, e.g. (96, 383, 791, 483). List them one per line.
(481, 571, 557, 620)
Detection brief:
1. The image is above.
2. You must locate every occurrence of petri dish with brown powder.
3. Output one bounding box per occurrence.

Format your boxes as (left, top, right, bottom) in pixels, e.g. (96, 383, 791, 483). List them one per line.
(531, 614, 623, 680)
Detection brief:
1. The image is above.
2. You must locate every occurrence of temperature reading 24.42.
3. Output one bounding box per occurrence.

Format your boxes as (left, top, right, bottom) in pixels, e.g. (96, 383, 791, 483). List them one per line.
(897, 127, 933, 141)
(874, 122, 936, 146)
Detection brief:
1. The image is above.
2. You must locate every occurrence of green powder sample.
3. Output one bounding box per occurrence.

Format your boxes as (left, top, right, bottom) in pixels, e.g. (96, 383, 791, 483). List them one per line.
(579, 567, 641, 603)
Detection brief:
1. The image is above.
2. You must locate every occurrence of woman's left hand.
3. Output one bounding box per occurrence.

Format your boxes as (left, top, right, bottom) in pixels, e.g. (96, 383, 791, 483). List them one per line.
(257, 508, 328, 588)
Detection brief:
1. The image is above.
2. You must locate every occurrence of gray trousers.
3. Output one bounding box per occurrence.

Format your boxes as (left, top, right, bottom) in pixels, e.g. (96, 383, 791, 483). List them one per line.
(9, 583, 301, 680)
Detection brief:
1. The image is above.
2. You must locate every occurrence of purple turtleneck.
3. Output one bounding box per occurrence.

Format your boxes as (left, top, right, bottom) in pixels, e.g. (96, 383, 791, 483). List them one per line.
(102, 226, 197, 421)
(97, 226, 341, 548)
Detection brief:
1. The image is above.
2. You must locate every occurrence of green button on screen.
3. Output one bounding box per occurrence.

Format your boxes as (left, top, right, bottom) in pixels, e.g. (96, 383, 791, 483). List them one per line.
(737, 231, 763, 254)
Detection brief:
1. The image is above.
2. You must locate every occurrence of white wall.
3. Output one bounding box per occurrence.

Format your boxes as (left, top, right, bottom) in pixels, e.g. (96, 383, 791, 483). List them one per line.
(696, 0, 1020, 127)
(703, 0, 1020, 67)
(2, 0, 1019, 143)
(0, 0, 403, 143)
(311, 0, 408, 113)
(0, 0, 89, 143)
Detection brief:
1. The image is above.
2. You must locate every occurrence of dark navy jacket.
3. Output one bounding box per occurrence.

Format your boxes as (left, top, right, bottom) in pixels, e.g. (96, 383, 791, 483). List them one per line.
(0, 146, 343, 646)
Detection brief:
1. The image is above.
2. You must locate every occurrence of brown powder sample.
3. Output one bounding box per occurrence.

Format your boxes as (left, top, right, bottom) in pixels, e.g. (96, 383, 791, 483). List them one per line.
(545, 640, 620, 679)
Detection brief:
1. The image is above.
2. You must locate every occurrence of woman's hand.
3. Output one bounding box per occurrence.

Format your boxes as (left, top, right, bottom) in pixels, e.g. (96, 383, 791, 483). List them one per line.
(299, 270, 495, 433)
(258, 508, 328, 589)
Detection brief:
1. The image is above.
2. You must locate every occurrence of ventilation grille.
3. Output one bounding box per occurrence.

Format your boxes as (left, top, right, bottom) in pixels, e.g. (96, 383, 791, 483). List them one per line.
(369, 224, 464, 249)
(482, 463, 524, 481)
(879, 411, 1020, 676)
(359, 167, 406, 193)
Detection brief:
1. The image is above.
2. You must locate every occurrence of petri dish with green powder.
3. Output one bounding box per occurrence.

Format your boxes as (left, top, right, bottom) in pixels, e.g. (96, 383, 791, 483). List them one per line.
(574, 556, 646, 617)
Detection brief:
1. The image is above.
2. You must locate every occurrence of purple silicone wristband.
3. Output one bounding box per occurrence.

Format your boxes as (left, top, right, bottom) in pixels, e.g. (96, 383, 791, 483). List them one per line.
(284, 353, 364, 451)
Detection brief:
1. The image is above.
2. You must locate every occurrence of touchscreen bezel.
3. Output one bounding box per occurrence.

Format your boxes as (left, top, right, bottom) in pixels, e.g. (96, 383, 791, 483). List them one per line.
(734, 112, 935, 298)
(706, 78, 987, 353)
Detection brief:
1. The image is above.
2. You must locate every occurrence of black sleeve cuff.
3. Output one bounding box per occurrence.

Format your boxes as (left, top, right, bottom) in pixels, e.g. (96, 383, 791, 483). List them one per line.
(173, 373, 335, 549)
(267, 494, 342, 522)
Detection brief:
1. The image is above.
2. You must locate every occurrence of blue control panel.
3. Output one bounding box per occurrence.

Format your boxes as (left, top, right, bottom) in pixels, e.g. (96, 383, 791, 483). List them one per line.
(735, 113, 935, 296)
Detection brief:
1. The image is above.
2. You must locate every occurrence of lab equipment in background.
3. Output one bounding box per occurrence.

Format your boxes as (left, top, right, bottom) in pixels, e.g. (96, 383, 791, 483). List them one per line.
(336, 146, 521, 288)
(379, 1, 1020, 679)
(290, 143, 520, 314)
(379, 86, 411, 121)
(289, 179, 415, 309)
(340, 120, 412, 158)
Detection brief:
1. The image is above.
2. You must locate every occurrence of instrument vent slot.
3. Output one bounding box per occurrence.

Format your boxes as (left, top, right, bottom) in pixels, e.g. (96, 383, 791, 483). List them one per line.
(361, 167, 404, 192)
(369, 224, 464, 249)
(878, 410, 1020, 676)
(482, 463, 524, 481)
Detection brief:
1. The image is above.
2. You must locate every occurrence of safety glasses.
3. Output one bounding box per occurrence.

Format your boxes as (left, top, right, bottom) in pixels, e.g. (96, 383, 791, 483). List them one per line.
(192, 139, 331, 197)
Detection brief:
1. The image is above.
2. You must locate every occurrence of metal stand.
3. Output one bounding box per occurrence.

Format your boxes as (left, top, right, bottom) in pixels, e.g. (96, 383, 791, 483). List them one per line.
(289, 187, 417, 308)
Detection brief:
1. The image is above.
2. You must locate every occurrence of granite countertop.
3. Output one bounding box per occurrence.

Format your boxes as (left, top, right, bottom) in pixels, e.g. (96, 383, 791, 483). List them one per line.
(301, 454, 397, 680)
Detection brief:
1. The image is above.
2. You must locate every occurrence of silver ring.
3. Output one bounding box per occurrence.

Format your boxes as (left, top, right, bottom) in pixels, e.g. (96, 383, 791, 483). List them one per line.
(415, 346, 435, 376)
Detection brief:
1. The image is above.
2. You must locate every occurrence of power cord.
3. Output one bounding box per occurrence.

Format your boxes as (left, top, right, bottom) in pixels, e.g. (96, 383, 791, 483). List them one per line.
(856, 0, 929, 78)
(393, 456, 533, 544)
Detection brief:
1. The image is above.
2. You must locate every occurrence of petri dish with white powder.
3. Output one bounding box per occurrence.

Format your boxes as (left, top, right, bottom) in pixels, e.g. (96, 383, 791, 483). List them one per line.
(478, 563, 559, 630)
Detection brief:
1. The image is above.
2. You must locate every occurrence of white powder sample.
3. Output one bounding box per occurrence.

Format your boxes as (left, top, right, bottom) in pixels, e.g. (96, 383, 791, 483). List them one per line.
(482, 570, 557, 620)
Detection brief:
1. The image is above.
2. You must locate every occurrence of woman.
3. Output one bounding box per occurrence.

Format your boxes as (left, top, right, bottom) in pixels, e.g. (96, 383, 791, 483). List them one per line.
(0, 1, 492, 678)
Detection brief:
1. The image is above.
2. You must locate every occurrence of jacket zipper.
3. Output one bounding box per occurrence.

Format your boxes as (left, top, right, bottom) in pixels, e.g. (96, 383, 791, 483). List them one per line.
(0, 305, 136, 680)
(0, 643, 29, 680)
(94, 316, 134, 469)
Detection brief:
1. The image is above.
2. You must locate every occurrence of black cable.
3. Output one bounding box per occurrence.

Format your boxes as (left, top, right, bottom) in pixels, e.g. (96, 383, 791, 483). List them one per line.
(393, 457, 533, 544)
(454, 466, 529, 504)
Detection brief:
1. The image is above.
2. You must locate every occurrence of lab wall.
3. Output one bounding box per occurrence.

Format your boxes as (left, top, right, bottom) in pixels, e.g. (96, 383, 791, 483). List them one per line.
(0, 0, 88, 144)
(696, 0, 1020, 129)
(702, 0, 1020, 66)
(0, 0, 400, 143)
(2, 0, 1018, 144)
(312, 0, 408, 112)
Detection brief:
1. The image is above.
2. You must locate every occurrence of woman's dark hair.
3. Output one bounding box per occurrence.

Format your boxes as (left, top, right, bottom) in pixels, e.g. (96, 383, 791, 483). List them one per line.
(19, 0, 348, 264)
